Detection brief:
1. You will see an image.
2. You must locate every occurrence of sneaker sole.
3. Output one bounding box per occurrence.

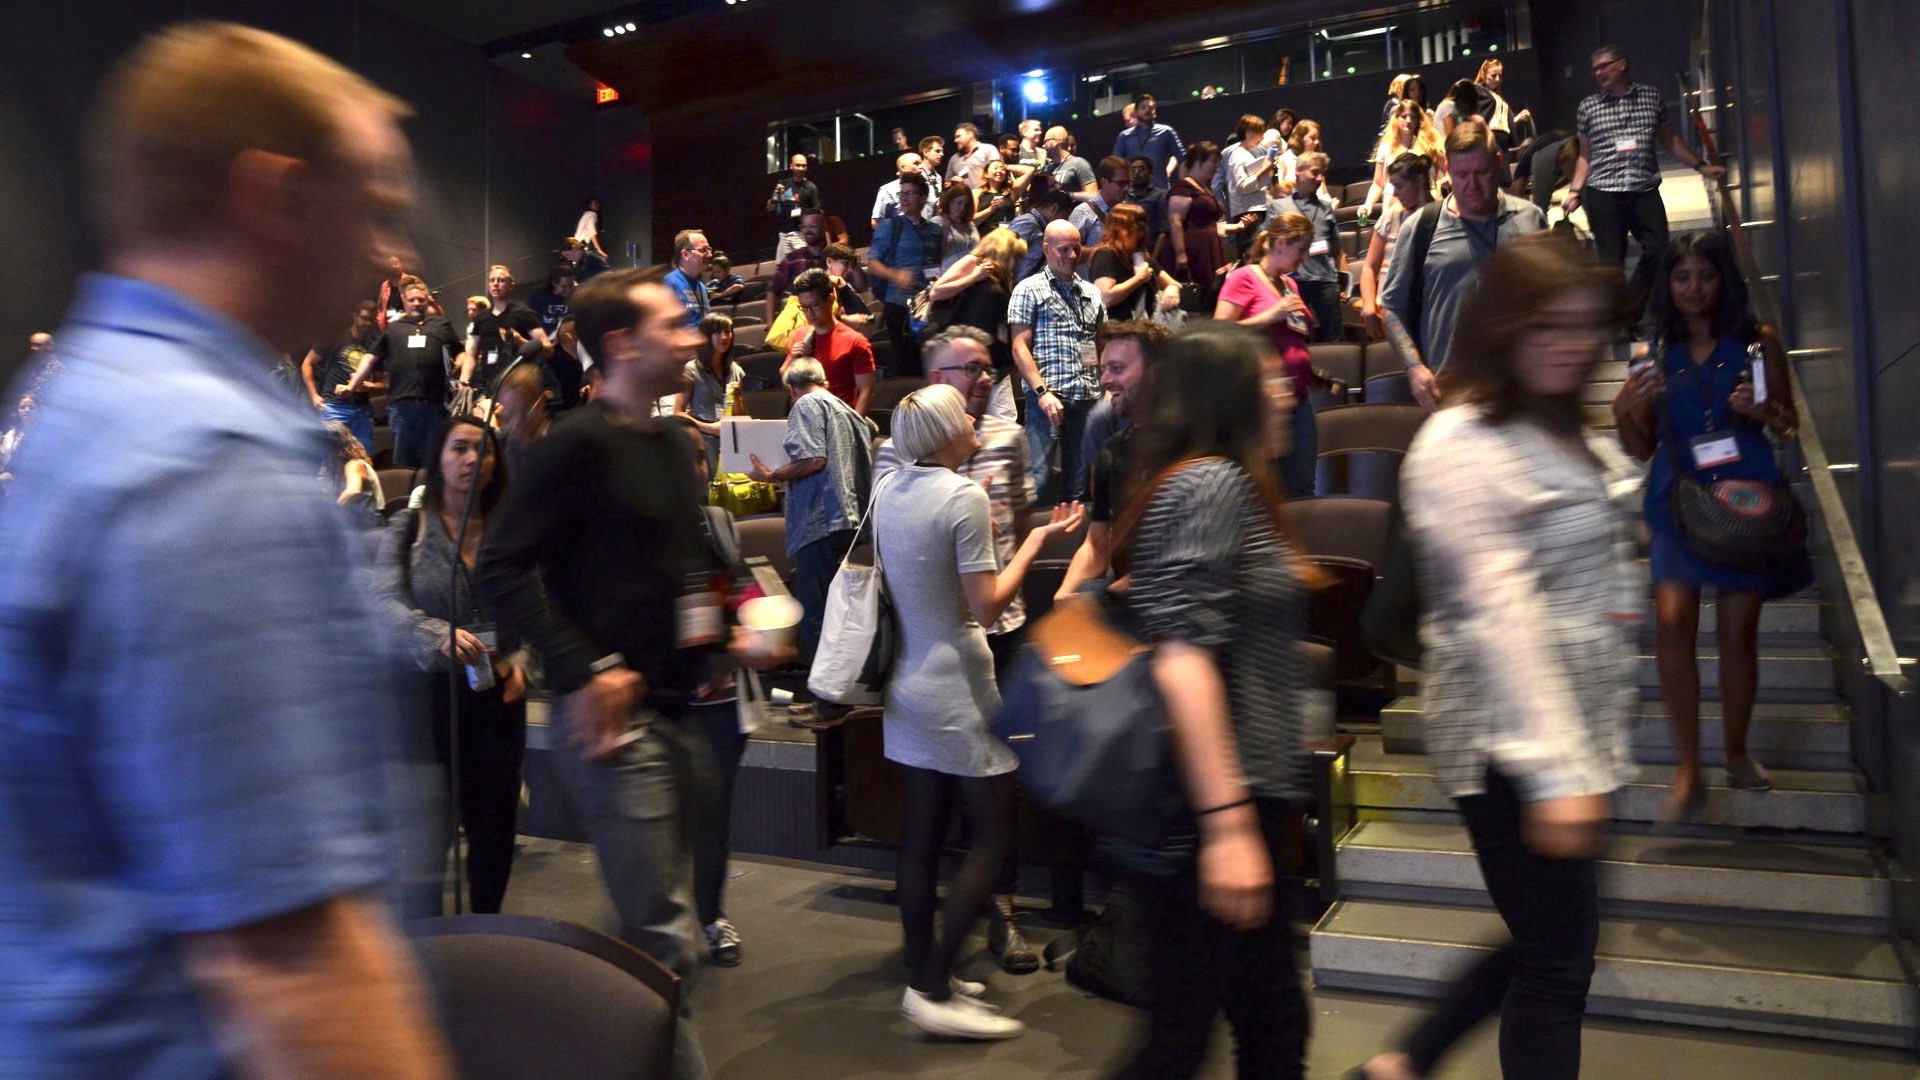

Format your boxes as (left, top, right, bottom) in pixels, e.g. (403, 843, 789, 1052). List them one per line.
(899, 1005, 1024, 1041)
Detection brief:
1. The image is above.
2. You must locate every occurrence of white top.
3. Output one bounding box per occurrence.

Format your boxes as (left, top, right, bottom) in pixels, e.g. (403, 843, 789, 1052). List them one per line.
(1403, 404, 1641, 802)
(574, 210, 599, 243)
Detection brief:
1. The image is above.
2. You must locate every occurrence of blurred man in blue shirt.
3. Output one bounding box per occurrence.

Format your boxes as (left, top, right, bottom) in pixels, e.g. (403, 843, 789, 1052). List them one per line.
(663, 229, 713, 329)
(0, 21, 450, 1079)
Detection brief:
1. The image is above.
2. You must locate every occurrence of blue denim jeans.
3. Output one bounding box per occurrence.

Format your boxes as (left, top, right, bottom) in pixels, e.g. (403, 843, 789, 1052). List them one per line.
(1280, 395, 1318, 499)
(318, 401, 374, 456)
(1024, 391, 1094, 506)
(388, 398, 444, 469)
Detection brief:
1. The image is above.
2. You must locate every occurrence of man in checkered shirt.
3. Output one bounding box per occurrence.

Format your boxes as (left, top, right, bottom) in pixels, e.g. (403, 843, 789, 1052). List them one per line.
(1565, 44, 1725, 324)
(1009, 220, 1107, 504)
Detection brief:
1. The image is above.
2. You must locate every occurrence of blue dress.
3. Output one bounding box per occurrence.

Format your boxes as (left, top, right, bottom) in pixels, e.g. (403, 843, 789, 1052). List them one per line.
(1644, 337, 1813, 598)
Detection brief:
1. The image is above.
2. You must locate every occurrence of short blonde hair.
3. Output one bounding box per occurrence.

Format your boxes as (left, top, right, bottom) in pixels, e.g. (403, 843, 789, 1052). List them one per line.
(86, 21, 410, 249)
(891, 383, 971, 462)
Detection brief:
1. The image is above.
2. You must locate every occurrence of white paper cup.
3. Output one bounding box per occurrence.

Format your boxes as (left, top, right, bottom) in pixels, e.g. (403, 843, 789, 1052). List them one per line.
(739, 595, 803, 657)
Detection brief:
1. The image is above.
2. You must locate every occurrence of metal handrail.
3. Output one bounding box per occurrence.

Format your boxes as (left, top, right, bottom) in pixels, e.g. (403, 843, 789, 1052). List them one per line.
(1689, 105, 1912, 696)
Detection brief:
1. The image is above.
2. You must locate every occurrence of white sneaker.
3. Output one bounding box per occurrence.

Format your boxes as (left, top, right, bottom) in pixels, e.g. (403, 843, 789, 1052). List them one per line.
(900, 987, 1024, 1040)
(950, 976, 987, 999)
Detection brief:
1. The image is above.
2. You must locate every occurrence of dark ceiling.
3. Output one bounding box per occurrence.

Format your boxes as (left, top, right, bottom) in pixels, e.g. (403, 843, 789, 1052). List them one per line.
(372, 0, 1377, 128)
(566, 0, 1369, 129)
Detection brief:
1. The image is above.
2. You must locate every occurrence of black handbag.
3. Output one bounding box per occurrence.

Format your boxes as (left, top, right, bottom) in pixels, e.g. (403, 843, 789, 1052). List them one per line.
(1657, 391, 1807, 575)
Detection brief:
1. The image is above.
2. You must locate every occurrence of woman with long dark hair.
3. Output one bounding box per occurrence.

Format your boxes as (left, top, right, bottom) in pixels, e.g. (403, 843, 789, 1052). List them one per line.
(1351, 233, 1637, 1080)
(1110, 322, 1319, 1079)
(375, 414, 526, 915)
(675, 311, 747, 473)
(1612, 231, 1808, 818)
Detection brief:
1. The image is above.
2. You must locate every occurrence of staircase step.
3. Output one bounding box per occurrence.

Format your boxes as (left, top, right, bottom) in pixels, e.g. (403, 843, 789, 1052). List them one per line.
(1630, 597, 1824, 647)
(1635, 646, 1835, 701)
(1347, 736, 1866, 832)
(1585, 378, 1625, 405)
(1336, 819, 1890, 927)
(1381, 698, 1853, 771)
(1310, 898, 1919, 1047)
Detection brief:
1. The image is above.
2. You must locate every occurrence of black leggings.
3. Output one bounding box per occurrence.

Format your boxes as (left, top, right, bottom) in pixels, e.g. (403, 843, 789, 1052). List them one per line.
(1397, 766, 1600, 1080)
(897, 765, 1017, 996)
(1114, 797, 1310, 1079)
(430, 674, 528, 914)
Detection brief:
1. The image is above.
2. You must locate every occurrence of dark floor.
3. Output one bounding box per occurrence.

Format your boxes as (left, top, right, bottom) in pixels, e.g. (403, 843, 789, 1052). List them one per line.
(494, 838, 1920, 1079)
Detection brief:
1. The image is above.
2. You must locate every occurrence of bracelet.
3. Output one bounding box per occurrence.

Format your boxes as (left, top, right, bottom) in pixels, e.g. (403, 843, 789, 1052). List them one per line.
(1196, 796, 1254, 817)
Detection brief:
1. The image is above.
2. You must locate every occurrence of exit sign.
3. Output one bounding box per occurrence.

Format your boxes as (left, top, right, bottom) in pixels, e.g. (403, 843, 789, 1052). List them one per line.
(596, 83, 620, 105)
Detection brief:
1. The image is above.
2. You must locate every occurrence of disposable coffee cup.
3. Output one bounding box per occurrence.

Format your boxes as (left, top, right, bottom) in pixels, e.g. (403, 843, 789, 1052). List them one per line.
(739, 595, 803, 657)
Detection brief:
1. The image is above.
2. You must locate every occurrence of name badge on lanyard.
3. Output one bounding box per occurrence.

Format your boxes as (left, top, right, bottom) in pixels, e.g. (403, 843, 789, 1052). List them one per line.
(1689, 432, 1742, 470)
(1309, 238, 1330, 256)
(407, 333, 428, 349)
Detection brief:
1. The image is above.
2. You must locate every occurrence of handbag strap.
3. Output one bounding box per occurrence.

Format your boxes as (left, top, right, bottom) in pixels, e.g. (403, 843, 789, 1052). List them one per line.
(1646, 341, 1699, 481)
(837, 463, 896, 575)
(1110, 455, 1228, 559)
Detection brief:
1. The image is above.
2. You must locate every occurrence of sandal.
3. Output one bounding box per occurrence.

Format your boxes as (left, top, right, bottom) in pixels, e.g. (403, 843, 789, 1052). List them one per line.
(1726, 757, 1774, 791)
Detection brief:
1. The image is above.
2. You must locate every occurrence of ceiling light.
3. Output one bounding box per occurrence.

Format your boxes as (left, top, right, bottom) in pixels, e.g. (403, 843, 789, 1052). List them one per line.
(1023, 78, 1048, 104)
(625, 22, 636, 30)
(521, 51, 532, 58)
(602, 27, 614, 36)
(615, 25, 627, 34)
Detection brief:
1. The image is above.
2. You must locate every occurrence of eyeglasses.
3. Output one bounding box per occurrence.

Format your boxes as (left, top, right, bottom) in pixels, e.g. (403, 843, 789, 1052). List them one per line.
(934, 363, 991, 379)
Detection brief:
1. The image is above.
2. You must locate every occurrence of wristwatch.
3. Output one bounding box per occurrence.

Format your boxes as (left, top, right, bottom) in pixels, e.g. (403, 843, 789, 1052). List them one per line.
(1033, 384, 1050, 398)
(588, 652, 627, 676)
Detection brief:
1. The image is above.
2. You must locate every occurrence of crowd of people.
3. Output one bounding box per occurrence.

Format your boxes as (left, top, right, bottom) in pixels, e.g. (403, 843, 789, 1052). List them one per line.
(2, 18, 1799, 1080)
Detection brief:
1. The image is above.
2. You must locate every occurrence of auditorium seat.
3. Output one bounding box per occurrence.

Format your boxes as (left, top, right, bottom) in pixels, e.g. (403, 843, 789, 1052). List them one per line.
(1362, 371, 1415, 404)
(739, 388, 790, 420)
(1303, 553, 1380, 684)
(1315, 402, 1426, 455)
(732, 323, 770, 353)
(867, 376, 926, 412)
(734, 514, 792, 582)
(1281, 495, 1393, 571)
(1309, 342, 1365, 398)
(1341, 180, 1372, 207)
(1360, 340, 1408, 382)
(738, 350, 784, 389)
(407, 915, 678, 1080)
(1316, 448, 1404, 501)
(377, 467, 419, 509)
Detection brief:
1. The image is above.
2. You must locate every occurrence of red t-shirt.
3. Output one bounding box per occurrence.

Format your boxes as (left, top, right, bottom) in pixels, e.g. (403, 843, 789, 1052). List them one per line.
(1218, 265, 1315, 390)
(792, 322, 876, 408)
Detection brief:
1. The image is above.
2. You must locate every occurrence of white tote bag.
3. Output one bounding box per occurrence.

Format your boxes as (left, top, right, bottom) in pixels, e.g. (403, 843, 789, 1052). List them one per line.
(806, 474, 896, 706)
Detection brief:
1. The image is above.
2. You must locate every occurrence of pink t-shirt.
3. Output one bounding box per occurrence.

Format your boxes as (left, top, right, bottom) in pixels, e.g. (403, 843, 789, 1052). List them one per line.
(1218, 265, 1314, 389)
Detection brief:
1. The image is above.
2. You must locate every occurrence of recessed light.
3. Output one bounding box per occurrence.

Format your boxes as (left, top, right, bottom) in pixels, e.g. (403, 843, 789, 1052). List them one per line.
(521, 51, 532, 58)
(603, 27, 614, 36)
(625, 22, 636, 30)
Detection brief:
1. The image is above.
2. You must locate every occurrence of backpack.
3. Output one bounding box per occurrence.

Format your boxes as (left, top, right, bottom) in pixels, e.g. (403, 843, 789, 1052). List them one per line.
(1397, 200, 1444, 357)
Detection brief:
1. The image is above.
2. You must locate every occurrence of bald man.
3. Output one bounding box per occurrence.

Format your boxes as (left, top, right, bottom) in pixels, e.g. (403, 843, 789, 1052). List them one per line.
(1008, 219, 1106, 503)
(870, 151, 937, 228)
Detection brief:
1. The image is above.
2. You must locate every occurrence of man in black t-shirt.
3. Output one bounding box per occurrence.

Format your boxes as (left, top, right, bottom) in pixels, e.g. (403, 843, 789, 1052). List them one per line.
(768, 153, 822, 261)
(1058, 319, 1169, 598)
(479, 269, 781, 1080)
(357, 280, 464, 468)
(524, 263, 576, 338)
(466, 264, 549, 393)
(301, 300, 380, 452)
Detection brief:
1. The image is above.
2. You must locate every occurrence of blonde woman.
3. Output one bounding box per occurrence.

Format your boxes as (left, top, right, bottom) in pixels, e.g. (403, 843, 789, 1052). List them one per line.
(1360, 100, 1447, 219)
(878, 383, 1082, 1039)
(925, 229, 1027, 380)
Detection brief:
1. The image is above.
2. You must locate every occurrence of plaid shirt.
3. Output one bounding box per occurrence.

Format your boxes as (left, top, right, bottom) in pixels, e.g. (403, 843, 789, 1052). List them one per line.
(1007, 271, 1105, 403)
(1576, 82, 1670, 193)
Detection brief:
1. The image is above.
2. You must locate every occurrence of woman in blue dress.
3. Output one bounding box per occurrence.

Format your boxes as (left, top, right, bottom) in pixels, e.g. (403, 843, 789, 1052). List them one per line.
(1612, 231, 1810, 821)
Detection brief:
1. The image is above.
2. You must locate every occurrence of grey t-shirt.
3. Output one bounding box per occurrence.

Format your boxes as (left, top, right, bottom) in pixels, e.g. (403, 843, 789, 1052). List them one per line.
(1052, 155, 1096, 193)
(782, 388, 873, 553)
(1378, 193, 1547, 372)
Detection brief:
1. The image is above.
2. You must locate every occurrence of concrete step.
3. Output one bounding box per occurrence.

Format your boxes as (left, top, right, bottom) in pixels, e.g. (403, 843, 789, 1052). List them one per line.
(1310, 898, 1919, 1048)
(1381, 698, 1855, 771)
(1585, 403, 1617, 430)
(1585, 377, 1624, 405)
(1633, 646, 1835, 701)
(1335, 819, 1891, 930)
(1628, 597, 1826, 648)
(1347, 736, 1867, 833)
